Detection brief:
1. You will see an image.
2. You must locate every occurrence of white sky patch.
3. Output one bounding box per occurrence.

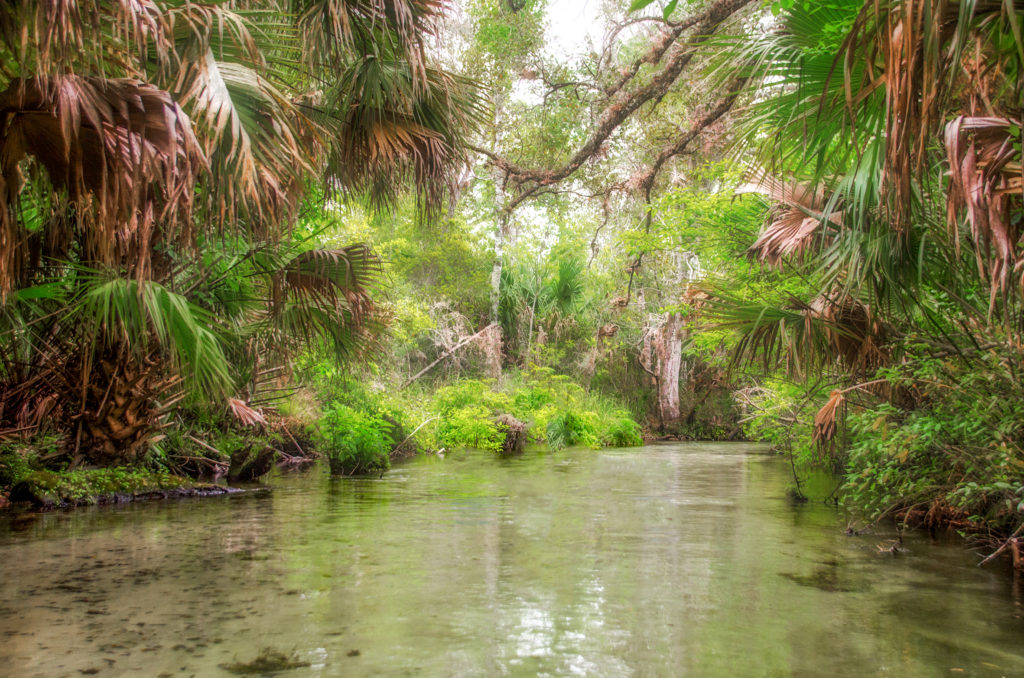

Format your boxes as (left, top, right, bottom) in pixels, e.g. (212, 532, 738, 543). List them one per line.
(509, 0, 606, 105)
(546, 0, 605, 58)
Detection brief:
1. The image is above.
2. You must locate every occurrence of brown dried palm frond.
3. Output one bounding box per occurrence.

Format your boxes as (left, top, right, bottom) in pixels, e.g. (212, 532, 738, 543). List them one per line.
(720, 289, 890, 380)
(227, 397, 267, 427)
(807, 293, 890, 375)
(0, 0, 169, 78)
(737, 174, 842, 265)
(845, 0, 1022, 233)
(813, 389, 845, 445)
(0, 76, 204, 294)
(945, 115, 1024, 304)
(173, 55, 315, 222)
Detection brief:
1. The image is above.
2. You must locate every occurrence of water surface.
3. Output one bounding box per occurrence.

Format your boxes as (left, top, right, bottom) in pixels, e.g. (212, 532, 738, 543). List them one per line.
(1, 442, 1022, 676)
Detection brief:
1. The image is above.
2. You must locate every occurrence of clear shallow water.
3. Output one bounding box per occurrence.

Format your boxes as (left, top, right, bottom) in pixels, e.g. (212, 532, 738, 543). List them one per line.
(1, 442, 1023, 677)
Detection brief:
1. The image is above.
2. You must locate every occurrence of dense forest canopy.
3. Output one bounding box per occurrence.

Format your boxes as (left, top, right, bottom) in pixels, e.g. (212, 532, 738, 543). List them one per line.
(0, 0, 1022, 551)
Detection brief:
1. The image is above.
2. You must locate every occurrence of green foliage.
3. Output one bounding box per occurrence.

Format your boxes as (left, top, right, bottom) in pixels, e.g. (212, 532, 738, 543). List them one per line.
(468, 0, 546, 70)
(416, 371, 643, 452)
(435, 380, 513, 415)
(738, 379, 819, 462)
(0, 438, 47, 489)
(842, 354, 1024, 532)
(314, 404, 394, 476)
(430, 380, 509, 453)
(436, 404, 506, 453)
(602, 416, 644, 447)
(545, 258, 585, 317)
(546, 412, 596, 450)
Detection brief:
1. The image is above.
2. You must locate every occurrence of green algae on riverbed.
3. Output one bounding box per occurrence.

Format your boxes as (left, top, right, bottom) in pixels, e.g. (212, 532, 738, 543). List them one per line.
(220, 648, 311, 674)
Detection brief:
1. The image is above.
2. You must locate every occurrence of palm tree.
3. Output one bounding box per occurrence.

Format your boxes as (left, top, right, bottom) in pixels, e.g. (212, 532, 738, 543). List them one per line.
(0, 0, 482, 464)
(714, 0, 1022, 378)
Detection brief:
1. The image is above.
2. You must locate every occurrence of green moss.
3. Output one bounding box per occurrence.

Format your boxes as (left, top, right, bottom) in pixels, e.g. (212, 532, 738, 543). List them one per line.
(13, 467, 193, 505)
(0, 434, 59, 489)
(0, 448, 36, 489)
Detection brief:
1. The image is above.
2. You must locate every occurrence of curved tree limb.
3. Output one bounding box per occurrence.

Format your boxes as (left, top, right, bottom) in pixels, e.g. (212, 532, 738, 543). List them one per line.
(492, 0, 753, 212)
(635, 77, 749, 198)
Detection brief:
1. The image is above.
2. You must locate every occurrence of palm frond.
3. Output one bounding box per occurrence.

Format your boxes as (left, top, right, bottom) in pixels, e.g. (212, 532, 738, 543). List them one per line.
(321, 60, 484, 212)
(545, 258, 585, 316)
(0, 0, 169, 78)
(269, 244, 386, 360)
(713, 290, 890, 379)
(945, 115, 1024, 304)
(173, 51, 314, 222)
(737, 174, 842, 265)
(0, 76, 204, 294)
(293, 0, 446, 84)
(77, 275, 231, 395)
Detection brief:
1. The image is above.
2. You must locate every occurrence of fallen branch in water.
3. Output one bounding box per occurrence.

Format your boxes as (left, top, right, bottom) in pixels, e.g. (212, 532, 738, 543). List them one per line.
(393, 415, 439, 453)
(279, 422, 306, 460)
(978, 522, 1024, 568)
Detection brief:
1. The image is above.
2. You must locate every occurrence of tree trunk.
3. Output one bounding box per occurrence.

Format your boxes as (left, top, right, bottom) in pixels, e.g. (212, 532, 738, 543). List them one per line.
(653, 312, 684, 428)
(487, 164, 509, 380)
(69, 349, 179, 465)
(483, 324, 503, 380)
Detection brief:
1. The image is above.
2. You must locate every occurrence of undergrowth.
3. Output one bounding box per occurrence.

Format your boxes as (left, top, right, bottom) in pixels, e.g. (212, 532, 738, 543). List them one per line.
(297, 364, 643, 471)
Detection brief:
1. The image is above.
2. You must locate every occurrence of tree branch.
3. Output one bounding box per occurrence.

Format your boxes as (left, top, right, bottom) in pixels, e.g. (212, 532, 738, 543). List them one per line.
(636, 76, 749, 198)
(400, 323, 498, 389)
(496, 0, 754, 212)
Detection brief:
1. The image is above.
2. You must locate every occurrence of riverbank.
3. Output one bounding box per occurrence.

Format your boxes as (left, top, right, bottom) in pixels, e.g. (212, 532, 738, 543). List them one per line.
(2, 468, 248, 511)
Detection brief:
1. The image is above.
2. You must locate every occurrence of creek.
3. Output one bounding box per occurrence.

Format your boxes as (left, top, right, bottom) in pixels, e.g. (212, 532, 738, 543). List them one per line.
(1, 442, 1023, 676)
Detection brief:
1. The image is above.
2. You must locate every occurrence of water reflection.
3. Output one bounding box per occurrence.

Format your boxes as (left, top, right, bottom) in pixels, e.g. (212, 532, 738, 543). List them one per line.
(0, 442, 1022, 677)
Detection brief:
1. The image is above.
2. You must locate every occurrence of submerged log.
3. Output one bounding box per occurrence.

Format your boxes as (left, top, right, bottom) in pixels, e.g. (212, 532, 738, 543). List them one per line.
(9, 481, 245, 510)
(495, 414, 527, 456)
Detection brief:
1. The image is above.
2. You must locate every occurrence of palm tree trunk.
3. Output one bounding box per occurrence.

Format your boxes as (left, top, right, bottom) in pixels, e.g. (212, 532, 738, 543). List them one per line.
(68, 347, 177, 465)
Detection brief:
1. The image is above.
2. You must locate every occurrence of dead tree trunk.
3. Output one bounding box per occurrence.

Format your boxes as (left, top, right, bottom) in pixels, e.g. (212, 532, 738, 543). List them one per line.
(495, 414, 527, 456)
(653, 312, 684, 429)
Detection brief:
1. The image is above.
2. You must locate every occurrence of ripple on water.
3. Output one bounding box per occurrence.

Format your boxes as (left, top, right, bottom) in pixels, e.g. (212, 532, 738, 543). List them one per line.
(0, 444, 1022, 677)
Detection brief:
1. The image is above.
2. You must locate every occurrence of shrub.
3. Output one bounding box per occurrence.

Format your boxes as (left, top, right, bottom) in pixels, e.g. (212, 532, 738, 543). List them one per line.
(433, 380, 511, 415)
(843, 377, 1024, 533)
(512, 385, 554, 414)
(546, 411, 596, 450)
(315, 404, 393, 476)
(602, 414, 643, 447)
(416, 370, 644, 453)
(436, 405, 504, 453)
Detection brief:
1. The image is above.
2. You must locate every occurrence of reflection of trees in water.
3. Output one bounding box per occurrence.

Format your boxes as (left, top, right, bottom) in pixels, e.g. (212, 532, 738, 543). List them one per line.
(3, 449, 1024, 675)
